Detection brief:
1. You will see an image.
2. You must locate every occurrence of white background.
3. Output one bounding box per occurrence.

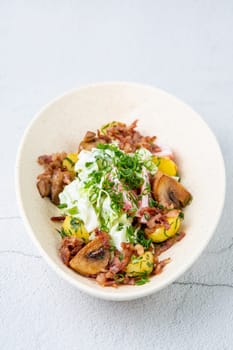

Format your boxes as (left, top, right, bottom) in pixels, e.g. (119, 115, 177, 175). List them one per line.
(1, 1, 233, 349)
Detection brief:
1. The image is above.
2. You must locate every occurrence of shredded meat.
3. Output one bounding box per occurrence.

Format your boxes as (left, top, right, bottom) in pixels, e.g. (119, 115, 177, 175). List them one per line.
(154, 258, 171, 275)
(111, 243, 134, 273)
(60, 237, 84, 266)
(94, 229, 111, 249)
(96, 273, 118, 287)
(103, 120, 161, 153)
(96, 271, 135, 287)
(95, 243, 135, 287)
(97, 130, 112, 143)
(36, 152, 74, 205)
(38, 152, 67, 168)
(147, 213, 169, 229)
(137, 206, 170, 230)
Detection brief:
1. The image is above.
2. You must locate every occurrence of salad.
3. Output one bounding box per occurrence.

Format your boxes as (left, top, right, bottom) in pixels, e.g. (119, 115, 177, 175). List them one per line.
(36, 120, 192, 287)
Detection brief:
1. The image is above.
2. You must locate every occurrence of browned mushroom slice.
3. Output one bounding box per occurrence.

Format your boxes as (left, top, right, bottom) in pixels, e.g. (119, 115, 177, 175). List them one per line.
(78, 140, 97, 152)
(152, 173, 192, 208)
(69, 237, 110, 275)
(83, 131, 96, 142)
(78, 137, 106, 152)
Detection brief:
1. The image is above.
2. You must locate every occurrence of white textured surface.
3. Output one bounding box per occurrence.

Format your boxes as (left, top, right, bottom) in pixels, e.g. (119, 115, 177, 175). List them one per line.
(1, 1, 232, 349)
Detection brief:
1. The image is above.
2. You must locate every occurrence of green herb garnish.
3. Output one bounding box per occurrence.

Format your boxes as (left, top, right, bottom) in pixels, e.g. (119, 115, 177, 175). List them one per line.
(117, 223, 124, 231)
(136, 229, 152, 249)
(126, 226, 136, 244)
(179, 212, 184, 219)
(67, 206, 78, 215)
(57, 203, 68, 209)
(113, 273, 125, 283)
(119, 253, 124, 261)
(70, 217, 82, 231)
(135, 273, 150, 286)
(56, 227, 67, 239)
(64, 157, 75, 166)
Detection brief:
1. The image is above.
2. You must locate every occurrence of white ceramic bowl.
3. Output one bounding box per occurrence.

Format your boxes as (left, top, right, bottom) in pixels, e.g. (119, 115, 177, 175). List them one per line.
(16, 82, 225, 301)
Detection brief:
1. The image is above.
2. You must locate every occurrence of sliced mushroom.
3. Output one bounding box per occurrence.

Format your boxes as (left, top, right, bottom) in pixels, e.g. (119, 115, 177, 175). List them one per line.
(78, 140, 97, 152)
(83, 131, 96, 142)
(152, 172, 192, 209)
(69, 237, 110, 275)
(78, 137, 106, 152)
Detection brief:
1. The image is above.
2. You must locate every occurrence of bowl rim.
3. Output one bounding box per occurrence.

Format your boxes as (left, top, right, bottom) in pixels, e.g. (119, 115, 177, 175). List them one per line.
(15, 81, 226, 301)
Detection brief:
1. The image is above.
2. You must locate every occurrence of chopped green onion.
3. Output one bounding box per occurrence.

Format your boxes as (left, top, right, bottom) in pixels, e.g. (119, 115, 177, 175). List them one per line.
(57, 203, 68, 209)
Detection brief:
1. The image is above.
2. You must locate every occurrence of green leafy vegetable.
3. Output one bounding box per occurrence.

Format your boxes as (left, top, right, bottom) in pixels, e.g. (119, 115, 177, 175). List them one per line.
(179, 212, 184, 219)
(57, 203, 68, 209)
(56, 228, 67, 239)
(135, 273, 150, 286)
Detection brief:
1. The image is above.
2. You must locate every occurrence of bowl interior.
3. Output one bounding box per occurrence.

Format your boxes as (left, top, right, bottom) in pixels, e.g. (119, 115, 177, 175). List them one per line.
(16, 83, 225, 300)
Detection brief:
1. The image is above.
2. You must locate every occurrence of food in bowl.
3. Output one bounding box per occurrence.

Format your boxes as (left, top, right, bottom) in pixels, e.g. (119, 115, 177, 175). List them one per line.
(36, 120, 192, 287)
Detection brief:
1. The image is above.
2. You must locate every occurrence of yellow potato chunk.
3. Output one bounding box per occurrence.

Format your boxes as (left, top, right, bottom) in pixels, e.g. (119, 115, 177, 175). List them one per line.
(62, 216, 89, 243)
(62, 153, 78, 172)
(153, 156, 177, 176)
(146, 216, 181, 243)
(126, 251, 154, 277)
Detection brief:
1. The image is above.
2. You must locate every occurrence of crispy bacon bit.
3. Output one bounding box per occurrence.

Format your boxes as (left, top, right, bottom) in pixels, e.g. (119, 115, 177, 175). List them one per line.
(96, 273, 118, 287)
(119, 243, 134, 270)
(108, 243, 134, 275)
(154, 258, 171, 275)
(50, 216, 66, 222)
(103, 120, 161, 154)
(38, 154, 53, 165)
(138, 206, 159, 217)
(38, 152, 67, 168)
(137, 206, 170, 230)
(96, 272, 107, 285)
(96, 271, 135, 287)
(63, 171, 73, 185)
(94, 229, 111, 248)
(147, 214, 170, 230)
(60, 237, 84, 266)
(134, 244, 144, 256)
(123, 276, 136, 285)
(154, 232, 186, 256)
